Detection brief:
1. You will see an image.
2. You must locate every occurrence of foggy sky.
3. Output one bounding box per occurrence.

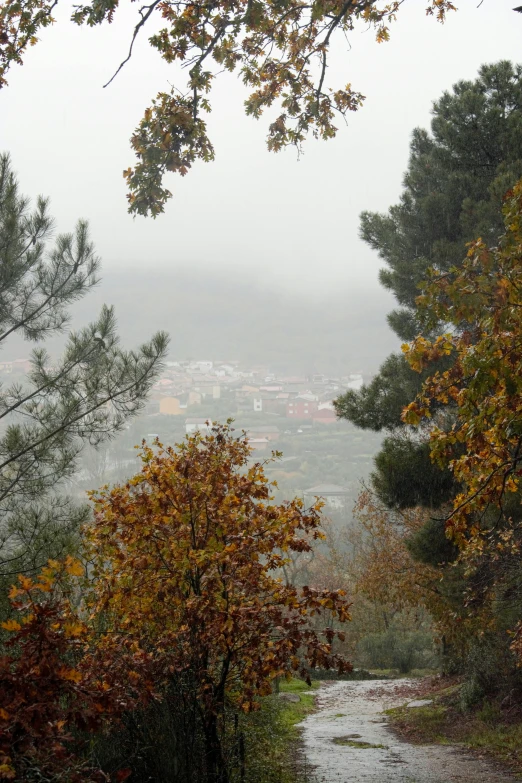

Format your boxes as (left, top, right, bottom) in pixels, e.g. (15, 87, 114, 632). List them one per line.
(1, 1, 522, 349)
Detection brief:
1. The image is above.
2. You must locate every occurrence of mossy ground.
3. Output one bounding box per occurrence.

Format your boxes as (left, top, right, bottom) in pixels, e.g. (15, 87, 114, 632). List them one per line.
(367, 668, 438, 679)
(386, 677, 522, 776)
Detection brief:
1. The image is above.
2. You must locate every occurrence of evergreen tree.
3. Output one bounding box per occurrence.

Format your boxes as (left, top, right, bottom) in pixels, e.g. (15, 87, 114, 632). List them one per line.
(363, 60, 522, 342)
(336, 62, 522, 510)
(0, 154, 169, 581)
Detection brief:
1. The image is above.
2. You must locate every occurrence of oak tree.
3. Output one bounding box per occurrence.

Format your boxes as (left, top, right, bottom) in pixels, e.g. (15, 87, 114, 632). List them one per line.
(402, 178, 522, 545)
(0, 558, 127, 782)
(86, 423, 351, 782)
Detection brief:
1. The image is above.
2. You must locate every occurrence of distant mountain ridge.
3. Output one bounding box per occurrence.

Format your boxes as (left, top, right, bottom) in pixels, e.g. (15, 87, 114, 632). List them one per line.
(2, 267, 399, 375)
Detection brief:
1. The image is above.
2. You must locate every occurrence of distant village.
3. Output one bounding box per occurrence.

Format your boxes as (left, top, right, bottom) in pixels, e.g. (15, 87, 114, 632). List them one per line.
(142, 358, 364, 446)
(0, 357, 369, 472)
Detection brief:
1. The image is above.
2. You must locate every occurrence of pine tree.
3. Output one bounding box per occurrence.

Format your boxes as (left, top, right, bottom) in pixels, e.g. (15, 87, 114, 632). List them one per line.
(0, 154, 169, 581)
(336, 62, 522, 510)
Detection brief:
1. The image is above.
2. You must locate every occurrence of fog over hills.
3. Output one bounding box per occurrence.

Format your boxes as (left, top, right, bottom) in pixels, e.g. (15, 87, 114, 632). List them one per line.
(3, 267, 400, 376)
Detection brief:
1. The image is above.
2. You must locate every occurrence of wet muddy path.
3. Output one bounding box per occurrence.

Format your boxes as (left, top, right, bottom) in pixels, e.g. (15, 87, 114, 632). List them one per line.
(298, 680, 518, 783)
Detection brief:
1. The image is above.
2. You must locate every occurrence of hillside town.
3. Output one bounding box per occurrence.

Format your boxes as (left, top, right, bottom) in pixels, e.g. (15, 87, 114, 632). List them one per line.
(145, 358, 366, 442)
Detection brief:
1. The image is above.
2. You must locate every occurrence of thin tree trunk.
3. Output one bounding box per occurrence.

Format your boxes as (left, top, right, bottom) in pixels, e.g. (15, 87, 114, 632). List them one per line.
(203, 712, 229, 783)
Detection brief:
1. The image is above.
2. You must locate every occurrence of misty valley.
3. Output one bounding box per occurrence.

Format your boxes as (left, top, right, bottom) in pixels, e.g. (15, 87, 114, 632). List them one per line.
(2, 7, 522, 783)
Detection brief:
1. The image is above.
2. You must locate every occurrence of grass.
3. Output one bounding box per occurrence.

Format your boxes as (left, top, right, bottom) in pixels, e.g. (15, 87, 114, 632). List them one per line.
(385, 677, 522, 776)
(237, 678, 318, 783)
(276, 679, 319, 737)
(385, 704, 449, 743)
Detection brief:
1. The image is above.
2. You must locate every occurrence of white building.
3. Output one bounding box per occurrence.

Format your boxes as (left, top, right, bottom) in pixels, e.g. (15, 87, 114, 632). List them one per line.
(185, 418, 213, 435)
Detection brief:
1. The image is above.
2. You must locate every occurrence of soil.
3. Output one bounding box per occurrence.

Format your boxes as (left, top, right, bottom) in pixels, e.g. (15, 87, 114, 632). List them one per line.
(297, 679, 519, 782)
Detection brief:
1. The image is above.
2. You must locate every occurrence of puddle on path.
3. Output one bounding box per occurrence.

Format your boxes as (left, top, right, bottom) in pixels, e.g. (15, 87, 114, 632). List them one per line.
(298, 679, 518, 783)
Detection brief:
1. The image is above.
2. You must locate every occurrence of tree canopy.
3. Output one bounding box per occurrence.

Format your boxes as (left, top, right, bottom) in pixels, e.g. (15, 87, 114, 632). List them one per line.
(86, 423, 350, 781)
(361, 61, 522, 342)
(0, 0, 456, 216)
(403, 178, 522, 546)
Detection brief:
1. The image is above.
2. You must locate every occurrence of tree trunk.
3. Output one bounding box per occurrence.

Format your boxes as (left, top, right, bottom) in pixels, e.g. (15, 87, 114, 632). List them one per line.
(203, 712, 229, 783)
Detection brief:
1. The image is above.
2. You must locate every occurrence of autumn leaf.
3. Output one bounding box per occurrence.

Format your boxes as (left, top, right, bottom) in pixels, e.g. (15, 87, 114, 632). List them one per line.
(57, 667, 83, 683)
(64, 556, 84, 576)
(0, 0, 456, 215)
(1, 619, 21, 632)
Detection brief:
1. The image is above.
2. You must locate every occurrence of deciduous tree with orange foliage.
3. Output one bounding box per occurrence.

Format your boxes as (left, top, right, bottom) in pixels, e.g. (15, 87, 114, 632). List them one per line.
(401, 179, 522, 673)
(351, 489, 437, 612)
(86, 423, 351, 783)
(0, 1, 456, 215)
(402, 180, 522, 548)
(350, 489, 472, 661)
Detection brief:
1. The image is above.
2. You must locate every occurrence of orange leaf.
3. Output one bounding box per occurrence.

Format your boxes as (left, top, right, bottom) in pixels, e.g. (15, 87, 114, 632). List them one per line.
(1, 620, 21, 632)
(57, 667, 82, 683)
(65, 556, 84, 577)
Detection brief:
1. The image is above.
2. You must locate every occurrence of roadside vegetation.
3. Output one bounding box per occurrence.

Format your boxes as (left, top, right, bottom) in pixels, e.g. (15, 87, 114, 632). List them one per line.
(336, 60, 522, 716)
(387, 678, 522, 776)
(238, 679, 319, 783)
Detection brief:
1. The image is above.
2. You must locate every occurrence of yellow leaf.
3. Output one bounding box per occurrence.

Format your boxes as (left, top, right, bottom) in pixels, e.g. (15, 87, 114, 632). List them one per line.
(58, 667, 82, 683)
(0, 763, 16, 779)
(63, 622, 84, 638)
(1, 620, 21, 632)
(18, 575, 33, 591)
(65, 556, 84, 577)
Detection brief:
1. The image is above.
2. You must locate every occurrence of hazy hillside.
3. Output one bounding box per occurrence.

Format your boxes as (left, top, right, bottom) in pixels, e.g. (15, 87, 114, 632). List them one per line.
(4, 267, 399, 375)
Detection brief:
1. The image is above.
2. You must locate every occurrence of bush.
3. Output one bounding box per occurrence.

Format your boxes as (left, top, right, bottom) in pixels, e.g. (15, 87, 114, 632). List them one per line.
(460, 633, 522, 710)
(357, 627, 436, 674)
(93, 681, 311, 783)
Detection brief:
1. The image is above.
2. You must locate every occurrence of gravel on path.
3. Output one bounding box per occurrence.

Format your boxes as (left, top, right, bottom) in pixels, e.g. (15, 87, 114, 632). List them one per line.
(298, 679, 519, 783)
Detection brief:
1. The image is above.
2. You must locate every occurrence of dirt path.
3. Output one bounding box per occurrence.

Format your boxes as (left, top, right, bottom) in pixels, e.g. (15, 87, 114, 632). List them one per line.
(298, 679, 519, 783)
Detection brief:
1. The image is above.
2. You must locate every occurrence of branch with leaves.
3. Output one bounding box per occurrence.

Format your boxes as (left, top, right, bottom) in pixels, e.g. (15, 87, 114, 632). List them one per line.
(0, 1, 456, 215)
(402, 179, 522, 548)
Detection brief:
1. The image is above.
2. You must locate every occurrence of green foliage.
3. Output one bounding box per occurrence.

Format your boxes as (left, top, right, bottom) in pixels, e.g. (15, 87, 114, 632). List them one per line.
(405, 517, 458, 567)
(0, 154, 169, 585)
(357, 625, 436, 675)
(334, 353, 452, 432)
(336, 64, 522, 525)
(371, 435, 456, 510)
(236, 679, 318, 783)
(361, 61, 522, 341)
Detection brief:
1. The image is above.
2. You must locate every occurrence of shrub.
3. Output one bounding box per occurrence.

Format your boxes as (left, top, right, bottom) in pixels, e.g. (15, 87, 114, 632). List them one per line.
(357, 627, 436, 674)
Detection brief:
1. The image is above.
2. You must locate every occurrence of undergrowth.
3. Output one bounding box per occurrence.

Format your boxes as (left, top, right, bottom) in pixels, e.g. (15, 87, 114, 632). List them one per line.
(235, 678, 319, 783)
(386, 677, 522, 774)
